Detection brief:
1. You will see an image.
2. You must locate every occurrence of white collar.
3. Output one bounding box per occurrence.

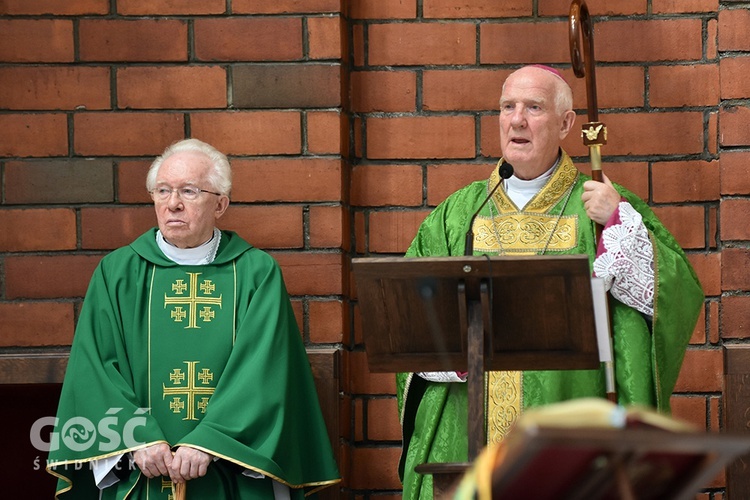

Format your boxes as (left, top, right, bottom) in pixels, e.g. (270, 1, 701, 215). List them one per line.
(504, 158, 559, 210)
(156, 228, 221, 265)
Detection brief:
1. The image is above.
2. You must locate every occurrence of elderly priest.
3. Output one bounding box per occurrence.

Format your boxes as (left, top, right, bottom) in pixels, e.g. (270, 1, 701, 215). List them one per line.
(47, 138, 340, 499)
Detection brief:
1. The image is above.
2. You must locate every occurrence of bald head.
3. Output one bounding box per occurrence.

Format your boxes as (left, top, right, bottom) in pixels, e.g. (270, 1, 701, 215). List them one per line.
(502, 66, 573, 116)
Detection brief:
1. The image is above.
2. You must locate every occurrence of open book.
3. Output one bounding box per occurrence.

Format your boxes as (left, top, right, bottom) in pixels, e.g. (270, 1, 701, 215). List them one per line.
(512, 397, 696, 433)
(453, 398, 745, 500)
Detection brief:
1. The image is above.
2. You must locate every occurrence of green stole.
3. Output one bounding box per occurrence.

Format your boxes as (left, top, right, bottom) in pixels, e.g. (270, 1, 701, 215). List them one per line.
(396, 151, 704, 500)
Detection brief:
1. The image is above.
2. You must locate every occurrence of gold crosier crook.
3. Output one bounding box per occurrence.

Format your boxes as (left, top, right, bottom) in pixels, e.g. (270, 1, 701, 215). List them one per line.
(569, 0, 618, 403)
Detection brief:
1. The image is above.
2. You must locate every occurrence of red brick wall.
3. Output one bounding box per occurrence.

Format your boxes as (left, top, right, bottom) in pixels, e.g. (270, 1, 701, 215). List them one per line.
(1, 0, 747, 497)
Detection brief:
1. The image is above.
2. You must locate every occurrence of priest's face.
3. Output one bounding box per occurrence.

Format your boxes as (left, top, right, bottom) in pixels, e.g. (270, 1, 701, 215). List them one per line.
(498, 67, 576, 179)
(152, 151, 229, 249)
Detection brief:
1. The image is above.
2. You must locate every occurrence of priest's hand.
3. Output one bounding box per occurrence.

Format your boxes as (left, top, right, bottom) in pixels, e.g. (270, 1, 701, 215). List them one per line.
(582, 174, 621, 226)
(169, 446, 212, 483)
(133, 443, 173, 478)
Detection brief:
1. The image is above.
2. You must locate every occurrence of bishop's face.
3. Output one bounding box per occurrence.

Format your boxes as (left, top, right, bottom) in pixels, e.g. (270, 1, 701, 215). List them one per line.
(152, 151, 229, 249)
(498, 67, 575, 179)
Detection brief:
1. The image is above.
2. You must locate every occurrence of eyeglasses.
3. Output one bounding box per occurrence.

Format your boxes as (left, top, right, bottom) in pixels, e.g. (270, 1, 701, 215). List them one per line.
(150, 186, 222, 202)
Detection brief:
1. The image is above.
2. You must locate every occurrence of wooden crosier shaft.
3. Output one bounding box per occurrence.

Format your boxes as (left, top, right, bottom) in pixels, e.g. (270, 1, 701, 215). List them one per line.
(569, 0, 617, 403)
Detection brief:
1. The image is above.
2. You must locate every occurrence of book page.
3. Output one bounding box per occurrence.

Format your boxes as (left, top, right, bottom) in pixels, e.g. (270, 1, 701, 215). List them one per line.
(591, 277, 612, 363)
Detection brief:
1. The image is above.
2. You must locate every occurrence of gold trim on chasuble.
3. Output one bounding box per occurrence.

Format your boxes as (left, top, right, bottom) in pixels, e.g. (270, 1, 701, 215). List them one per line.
(473, 158, 579, 255)
(487, 371, 522, 444)
(475, 156, 581, 444)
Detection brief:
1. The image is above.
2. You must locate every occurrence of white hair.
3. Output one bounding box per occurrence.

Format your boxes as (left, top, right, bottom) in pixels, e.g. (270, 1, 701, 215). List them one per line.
(146, 138, 232, 196)
(553, 78, 574, 115)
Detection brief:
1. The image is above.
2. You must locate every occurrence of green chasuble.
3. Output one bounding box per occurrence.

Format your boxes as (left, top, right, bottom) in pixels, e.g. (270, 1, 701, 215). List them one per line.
(396, 151, 704, 500)
(47, 229, 340, 499)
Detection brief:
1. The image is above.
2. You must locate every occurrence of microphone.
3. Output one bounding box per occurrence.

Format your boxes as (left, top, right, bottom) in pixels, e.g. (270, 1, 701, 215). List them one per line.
(463, 162, 514, 256)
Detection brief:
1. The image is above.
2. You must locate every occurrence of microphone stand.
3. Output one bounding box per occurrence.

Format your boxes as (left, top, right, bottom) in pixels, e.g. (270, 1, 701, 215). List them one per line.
(464, 162, 514, 256)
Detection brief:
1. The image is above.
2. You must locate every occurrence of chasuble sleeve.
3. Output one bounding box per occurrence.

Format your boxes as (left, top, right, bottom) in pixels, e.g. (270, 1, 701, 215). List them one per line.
(47, 257, 171, 497)
(617, 190, 704, 411)
(405, 204, 453, 258)
(405, 181, 487, 259)
(398, 191, 463, 416)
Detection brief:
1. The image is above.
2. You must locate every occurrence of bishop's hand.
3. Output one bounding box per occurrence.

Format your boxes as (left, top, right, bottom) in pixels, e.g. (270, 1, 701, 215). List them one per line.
(582, 173, 620, 225)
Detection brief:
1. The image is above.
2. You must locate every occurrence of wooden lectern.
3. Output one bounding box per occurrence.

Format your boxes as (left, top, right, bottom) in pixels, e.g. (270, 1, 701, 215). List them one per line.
(352, 255, 601, 492)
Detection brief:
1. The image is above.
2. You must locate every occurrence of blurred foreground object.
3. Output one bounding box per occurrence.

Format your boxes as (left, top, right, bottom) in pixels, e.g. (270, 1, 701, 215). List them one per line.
(454, 398, 750, 500)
